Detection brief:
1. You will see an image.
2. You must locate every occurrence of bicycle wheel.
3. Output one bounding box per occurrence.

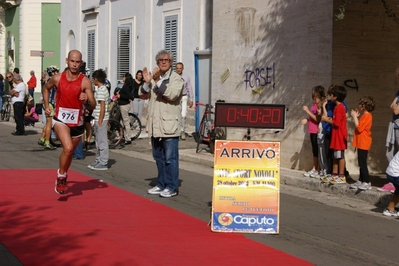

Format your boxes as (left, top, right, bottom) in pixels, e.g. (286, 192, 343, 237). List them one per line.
(107, 118, 123, 148)
(128, 113, 142, 141)
(4, 104, 11, 121)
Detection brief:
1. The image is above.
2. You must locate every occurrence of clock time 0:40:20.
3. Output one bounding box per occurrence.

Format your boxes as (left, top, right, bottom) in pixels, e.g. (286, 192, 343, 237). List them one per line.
(214, 103, 286, 129)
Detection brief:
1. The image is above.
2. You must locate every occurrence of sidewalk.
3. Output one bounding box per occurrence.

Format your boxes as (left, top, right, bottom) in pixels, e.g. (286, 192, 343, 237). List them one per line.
(176, 138, 392, 207)
(1, 119, 392, 207)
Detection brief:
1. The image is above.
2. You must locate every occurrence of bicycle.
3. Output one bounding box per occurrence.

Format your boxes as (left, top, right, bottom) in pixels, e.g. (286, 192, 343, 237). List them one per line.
(1, 95, 12, 121)
(192, 101, 226, 153)
(108, 101, 142, 144)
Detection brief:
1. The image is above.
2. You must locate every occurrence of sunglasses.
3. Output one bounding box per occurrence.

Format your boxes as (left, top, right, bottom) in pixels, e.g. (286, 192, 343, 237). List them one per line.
(6, 76, 12, 78)
(157, 58, 171, 63)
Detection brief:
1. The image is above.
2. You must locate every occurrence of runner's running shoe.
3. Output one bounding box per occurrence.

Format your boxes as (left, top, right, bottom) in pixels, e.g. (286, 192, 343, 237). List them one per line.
(55, 177, 67, 194)
(44, 143, 56, 150)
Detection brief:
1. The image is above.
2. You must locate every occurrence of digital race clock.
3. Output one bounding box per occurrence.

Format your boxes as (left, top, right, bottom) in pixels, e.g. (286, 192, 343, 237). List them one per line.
(214, 102, 286, 129)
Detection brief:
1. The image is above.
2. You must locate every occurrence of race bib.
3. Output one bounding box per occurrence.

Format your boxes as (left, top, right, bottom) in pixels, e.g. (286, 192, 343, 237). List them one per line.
(58, 107, 79, 125)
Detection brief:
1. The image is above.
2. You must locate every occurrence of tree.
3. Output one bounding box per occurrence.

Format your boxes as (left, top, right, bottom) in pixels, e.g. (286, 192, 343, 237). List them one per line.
(336, 0, 399, 25)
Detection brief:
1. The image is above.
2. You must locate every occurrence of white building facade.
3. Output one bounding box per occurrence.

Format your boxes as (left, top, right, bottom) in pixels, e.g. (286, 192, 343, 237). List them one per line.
(60, 0, 210, 92)
(60, 0, 399, 173)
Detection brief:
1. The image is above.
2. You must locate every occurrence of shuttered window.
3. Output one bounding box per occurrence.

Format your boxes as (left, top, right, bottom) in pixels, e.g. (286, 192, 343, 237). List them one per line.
(165, 15, 178, 65)
(117, 26, 131, 79)
(87, 30, 95, 77)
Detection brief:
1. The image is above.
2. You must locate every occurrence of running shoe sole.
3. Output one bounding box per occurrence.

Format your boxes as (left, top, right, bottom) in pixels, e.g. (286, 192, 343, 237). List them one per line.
(55, 177, 67, 194)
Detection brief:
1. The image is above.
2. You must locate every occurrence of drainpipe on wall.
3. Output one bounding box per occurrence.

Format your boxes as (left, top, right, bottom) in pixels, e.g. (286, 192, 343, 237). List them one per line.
(198, 0, 212, 50)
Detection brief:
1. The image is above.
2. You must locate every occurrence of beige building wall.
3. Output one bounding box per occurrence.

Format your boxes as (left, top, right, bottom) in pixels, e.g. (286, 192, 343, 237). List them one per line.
(212, 1, 335, 172)
(212, 0, 399, 174)
(332, 0, 399, 173)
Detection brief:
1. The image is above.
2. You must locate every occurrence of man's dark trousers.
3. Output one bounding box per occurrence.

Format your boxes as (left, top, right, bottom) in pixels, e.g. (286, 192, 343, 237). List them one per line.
(13, 102, 25, 134)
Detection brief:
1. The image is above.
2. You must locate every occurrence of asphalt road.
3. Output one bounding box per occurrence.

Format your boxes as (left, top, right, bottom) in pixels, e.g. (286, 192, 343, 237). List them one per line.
(1, 121, 399, 266)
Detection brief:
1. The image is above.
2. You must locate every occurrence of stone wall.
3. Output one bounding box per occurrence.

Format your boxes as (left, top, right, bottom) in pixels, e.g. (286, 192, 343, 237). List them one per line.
(332, 0, 399, 173)
(211, 0, 399, 174)
(212, 0, 334, 172)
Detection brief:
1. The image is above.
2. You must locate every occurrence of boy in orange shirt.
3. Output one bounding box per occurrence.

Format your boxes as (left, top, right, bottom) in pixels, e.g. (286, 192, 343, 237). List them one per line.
(349, 96, 375, 190)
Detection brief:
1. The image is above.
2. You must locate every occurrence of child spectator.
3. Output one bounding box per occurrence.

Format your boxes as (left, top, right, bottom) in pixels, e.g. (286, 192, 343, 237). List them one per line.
(301, 85, 325, 178)
(379, 88, 399, 192)
(383, 151, 399, 217)
(321, 85, 348, 184)
(24, 100, 39, 126)
(87, 69, 110, 171)
(349, 96, 375, 190)
(316, 99, 328, 178)
(109, 87, 121, 111)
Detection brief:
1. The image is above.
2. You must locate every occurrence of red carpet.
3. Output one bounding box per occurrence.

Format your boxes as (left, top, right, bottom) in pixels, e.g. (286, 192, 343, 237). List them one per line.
(0, 169, 312, 266)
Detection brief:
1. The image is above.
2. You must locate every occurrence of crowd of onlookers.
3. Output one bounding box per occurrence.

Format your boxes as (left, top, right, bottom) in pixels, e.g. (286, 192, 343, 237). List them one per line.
(301, 67, 399, 217)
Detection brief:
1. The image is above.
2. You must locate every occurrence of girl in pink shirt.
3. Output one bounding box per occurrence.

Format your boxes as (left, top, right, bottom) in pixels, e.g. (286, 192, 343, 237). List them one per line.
(301, 86, 326, 178)
(24, 100, 39, 126)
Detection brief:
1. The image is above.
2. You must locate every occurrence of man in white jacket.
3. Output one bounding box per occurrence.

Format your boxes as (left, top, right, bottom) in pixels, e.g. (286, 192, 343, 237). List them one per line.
(141, 50, 183, 198)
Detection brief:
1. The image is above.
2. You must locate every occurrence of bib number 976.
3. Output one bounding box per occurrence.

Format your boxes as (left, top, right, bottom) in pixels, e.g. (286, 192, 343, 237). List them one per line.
(58, 107, 79, 125)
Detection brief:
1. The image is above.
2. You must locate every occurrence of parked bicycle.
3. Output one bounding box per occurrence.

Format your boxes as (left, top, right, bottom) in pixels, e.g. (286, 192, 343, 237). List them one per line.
(107, 101, 142, 147)
(192, 101, 226, 153)
(1, 95, 12, 121)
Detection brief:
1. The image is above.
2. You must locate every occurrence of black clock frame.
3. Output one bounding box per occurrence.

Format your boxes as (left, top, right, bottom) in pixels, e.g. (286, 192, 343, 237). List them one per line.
(214, 102, 286, 129)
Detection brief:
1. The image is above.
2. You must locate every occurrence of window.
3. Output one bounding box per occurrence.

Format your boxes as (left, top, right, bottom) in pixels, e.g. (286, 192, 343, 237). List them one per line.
(87, 30, 95, 77)
(165, 15, 178, 66)
(117, 26, 131, 80)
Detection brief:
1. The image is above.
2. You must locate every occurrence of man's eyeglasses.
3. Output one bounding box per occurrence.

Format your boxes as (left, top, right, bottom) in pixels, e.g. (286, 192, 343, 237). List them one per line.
(157, 58, 171, 63)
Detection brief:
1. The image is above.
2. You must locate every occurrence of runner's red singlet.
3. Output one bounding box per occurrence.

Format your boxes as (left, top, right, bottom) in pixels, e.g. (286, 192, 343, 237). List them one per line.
(54, 72, 85, 127)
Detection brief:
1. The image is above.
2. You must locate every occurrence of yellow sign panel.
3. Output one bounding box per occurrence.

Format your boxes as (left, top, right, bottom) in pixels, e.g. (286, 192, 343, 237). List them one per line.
(211, 140, 280, 234)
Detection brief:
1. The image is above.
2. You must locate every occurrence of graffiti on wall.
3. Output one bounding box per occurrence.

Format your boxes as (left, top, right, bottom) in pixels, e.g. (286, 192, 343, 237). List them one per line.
(344, 78, 358, 92)
(235, 7, 257, 46)
(244, 63, 276, 92)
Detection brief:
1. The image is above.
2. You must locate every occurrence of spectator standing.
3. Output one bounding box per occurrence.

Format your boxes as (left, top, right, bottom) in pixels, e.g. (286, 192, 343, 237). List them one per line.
(321, 85, 348, 184)
(42, 50, 95, 194)
(10, 73, 26, 135)
(27, 70, 37, 100)
(131, 70, 144, 122)
(175, 62, 193, 140)
(379, 69, 399, 193)
(349, 96, 375, 190)
(141, 50, 184, 198)
(13, 68, 23, 82)
(87, 69, 110, 171)
(118, 72, 134, 145)
(6, 72, 14, 90)
(382, 151, 399, 217)
(301, 86, 325, 178)
(41, 70, 47, 90)
(38, 66, 59, 150)
(0, 74, 4, 111)
(316, 99, 328, 178)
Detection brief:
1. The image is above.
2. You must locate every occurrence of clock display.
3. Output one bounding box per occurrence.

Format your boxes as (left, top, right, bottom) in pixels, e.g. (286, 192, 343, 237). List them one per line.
(214, 103, 286, 129)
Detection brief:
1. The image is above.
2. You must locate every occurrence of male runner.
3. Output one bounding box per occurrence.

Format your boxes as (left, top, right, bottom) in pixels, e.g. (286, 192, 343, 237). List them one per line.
(43, 50, 96, 194)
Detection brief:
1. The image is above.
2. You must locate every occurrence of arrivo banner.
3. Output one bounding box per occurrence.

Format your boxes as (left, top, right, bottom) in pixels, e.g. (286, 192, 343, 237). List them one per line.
(211, 140, 280, 234)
